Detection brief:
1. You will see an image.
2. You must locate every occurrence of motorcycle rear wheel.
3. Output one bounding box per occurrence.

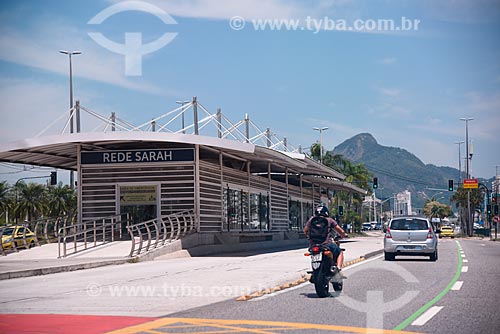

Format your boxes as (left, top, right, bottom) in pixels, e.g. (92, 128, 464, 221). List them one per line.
(332, 282, 343, 291)
(314, 276, 330, 298)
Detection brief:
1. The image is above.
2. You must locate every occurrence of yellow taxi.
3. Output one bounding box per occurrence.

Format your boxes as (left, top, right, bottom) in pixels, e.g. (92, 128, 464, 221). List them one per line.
(1, 226, 36, 249)
(439, 226, 455, 239)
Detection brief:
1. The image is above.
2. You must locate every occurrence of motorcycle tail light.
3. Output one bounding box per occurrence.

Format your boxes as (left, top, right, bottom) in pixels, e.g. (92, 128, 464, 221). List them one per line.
(312, 246, 320, 253)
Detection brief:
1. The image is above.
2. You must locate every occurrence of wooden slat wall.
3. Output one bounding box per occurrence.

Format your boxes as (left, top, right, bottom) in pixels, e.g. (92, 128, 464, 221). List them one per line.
(199, 161, 223, 232)
(81, 163, 195, 222)
(270, 179, 289, 231)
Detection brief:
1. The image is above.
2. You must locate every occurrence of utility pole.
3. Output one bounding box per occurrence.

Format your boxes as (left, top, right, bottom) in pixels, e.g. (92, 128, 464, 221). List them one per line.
(60, 50, 81, 190)
(460, 117, 473, 237)
(313, 127, 328, 163)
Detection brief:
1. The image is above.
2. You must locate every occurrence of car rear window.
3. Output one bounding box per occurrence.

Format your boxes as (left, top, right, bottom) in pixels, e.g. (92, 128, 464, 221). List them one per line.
(390, 219, 428, 230)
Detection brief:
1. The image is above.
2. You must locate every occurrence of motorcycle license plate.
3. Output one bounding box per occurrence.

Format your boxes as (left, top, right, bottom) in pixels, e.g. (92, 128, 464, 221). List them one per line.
(311, 253, 322, 270)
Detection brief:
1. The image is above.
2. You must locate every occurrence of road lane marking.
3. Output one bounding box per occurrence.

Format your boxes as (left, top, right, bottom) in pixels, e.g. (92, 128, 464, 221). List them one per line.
(107, 317, 420, 334)
(461, 266, 468, 272)
(394, 240, 463, 331)
(411, 306, 444, 326)
(239, 254, 383, 301)
(463, 259, 468, 263)
(451, 281, 463, 291)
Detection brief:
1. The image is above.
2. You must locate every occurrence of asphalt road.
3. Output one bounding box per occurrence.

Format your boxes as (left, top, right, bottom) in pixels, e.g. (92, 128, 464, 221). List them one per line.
(168, 237, 500, 333)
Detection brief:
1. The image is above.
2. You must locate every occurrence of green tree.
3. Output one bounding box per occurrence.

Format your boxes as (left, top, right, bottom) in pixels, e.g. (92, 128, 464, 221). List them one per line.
(423, 200, 453, 219)
(0, 181, 13, 225)
(310, 143, 371, 226)
(450, 187, 483, 211)
(46, 183, 76, 217)
(13, 182, 48, 221)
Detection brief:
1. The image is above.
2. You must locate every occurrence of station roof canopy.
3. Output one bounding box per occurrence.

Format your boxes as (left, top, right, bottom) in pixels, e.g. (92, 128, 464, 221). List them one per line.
(0, 132, 365, 195)
(0, 99, 366, 195)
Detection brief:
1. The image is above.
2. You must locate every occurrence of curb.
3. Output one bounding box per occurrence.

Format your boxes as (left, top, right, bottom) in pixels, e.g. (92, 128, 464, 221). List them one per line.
(236, 250, 383, 301)
(0, 258, 131, 281)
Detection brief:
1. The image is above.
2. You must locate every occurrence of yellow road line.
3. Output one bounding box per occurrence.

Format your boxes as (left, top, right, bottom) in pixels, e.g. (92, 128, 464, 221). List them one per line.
(107, 317, 419, 334)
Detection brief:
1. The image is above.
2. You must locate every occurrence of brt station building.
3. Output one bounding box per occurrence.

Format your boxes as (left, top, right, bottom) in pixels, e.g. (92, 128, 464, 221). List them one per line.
(0, 100, 366, 252)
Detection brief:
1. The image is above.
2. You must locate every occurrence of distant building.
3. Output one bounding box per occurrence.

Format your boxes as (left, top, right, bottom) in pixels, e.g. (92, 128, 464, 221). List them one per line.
(394, 190, 412, 216)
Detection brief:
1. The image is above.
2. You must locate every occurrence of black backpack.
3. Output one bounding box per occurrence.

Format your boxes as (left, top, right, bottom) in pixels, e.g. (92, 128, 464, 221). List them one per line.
(309, 216, 329, 243)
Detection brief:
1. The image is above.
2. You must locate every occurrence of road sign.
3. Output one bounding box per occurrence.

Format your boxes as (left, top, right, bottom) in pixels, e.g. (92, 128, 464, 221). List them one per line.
(463, 178, 478, 189)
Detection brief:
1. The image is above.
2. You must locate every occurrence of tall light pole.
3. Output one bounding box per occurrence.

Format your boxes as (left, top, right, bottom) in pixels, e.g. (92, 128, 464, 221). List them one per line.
(454, 141, 464, 184)
(60, 50, 81, 189)
(313, 127, 328, 164)
(460, 117, 473, 237)
(495, 165, 500, 203)
(460, 118, 474, 178)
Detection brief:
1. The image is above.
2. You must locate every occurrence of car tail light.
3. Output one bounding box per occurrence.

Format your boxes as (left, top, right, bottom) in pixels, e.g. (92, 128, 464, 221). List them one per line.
(427, 228, 433, 239)
(386, 228, 392, 239)
(312, 246, 320, 253)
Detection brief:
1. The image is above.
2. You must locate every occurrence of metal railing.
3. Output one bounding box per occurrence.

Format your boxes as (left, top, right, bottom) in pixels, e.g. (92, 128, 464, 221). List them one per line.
(58, 213, 130, 258)
(0, 215, 74, 256)
(128, 210, 195, 257)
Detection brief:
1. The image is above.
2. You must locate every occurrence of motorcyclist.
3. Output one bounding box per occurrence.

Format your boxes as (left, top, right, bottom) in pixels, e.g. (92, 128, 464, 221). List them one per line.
(304, 205, 347, 271)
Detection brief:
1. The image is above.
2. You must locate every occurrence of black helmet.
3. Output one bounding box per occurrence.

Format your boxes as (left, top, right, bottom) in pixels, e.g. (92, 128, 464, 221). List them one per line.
(315, 205, 329, 217)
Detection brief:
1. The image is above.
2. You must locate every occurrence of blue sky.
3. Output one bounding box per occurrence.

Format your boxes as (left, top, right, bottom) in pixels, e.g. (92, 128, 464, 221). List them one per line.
(0, 0, 499, 185)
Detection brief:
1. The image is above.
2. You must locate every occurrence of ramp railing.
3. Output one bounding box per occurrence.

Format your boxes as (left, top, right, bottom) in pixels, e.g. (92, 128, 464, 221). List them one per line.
(127, 210, 195, 257)
(0, 215, 74, 256)
(58, 213, 130, 258)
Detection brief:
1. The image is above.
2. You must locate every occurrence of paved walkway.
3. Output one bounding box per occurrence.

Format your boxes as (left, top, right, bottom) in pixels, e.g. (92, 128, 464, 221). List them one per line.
(0, 242, 132, 280)
(0, 233, 385, 333)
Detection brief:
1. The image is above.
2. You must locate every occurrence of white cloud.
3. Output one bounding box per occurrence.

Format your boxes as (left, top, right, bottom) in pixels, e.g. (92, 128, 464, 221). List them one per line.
(0, 78, 120, 143)
(376, 86, 401, 97)
(0, 78, 67, 143)
(379, 57, 397, 65)
(113, 0, 307, 21)
(0, 22, 167, 96)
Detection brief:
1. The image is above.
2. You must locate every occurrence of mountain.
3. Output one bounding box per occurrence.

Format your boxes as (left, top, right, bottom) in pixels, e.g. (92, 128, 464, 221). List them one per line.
(332, 133, 493, 209)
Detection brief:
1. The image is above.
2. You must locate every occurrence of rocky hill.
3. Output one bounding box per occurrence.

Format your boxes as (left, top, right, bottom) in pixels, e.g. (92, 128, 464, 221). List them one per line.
(332, 133, 492, 209)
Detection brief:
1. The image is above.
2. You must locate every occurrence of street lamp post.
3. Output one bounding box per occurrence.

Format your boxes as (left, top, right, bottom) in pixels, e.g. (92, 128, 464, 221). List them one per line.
(454, 141, 465, 184)
(60, 50, 81, 190)
(460, 117, 474, 237)
(313, 127, 328, 164)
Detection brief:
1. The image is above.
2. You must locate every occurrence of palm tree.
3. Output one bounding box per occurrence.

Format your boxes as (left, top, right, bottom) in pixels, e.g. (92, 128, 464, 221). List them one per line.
(14, 182, 48, 222)
(0, 181, 13, 225)
(47, 183, 76, 217)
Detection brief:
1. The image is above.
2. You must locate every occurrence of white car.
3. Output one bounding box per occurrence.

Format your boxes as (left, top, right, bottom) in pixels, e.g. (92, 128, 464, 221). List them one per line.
(384, 216, 438, 261)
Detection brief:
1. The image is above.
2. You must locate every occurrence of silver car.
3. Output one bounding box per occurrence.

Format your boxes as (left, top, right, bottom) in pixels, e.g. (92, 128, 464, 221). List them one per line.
(384, 216, 438, 261)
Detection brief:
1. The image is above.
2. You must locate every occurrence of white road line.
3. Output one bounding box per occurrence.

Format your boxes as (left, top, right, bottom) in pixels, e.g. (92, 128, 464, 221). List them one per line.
(461, 253, 466, 258)
(411, 306, 444, 326)
(250, 255, 384, 301)
(463, 259, 468, 263)
(462, 266, 469, 272)
(451, 281, 463, 291)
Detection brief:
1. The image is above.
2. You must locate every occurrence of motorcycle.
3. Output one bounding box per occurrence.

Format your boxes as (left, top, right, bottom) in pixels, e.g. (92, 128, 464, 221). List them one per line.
(305, 236, 345, 298)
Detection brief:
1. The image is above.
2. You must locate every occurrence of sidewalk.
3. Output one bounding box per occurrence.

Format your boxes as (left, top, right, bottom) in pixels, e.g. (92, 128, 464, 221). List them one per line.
(0, 242, 132, 280)
(0, 234, 384, 317)
(0, 233, 384, 282)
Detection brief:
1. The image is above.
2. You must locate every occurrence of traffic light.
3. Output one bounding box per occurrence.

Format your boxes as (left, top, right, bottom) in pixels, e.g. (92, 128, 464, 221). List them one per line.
(495, 205, 499, 216)
(338, 205, 344, 216)
(373, 177, 378, 189)
(487, 204, 492, 215)
(448, 179, 454, 191)
(50, 171, 57, 185)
